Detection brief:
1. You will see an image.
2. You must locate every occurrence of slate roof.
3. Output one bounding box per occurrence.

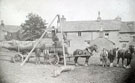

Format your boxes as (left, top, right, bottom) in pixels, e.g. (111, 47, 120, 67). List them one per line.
(59, 19, 135, 33)
(120, 22, 135, 33)
(89, 37, 115, 50)
(0, 25, 21, 33)
(119, 36, 131, 42)
(60, 20, 121, 32)
(129, 41, 135, 46)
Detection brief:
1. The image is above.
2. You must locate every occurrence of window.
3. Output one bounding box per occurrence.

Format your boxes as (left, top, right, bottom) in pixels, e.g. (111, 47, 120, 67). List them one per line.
(105, 33, 109, 36)
(78, 32, 81, 36)
(105, 33, 109, 38)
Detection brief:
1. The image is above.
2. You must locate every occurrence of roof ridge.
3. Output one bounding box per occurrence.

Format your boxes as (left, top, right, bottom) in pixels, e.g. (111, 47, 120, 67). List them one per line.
(0, 24, 20, 26)
(66, 19, 115, 22)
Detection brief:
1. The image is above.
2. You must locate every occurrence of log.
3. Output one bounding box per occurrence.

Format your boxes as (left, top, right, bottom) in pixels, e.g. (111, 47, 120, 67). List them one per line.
(0, 40, 48, 52)
(0, 40, 34, 51)
(53, 66, 75, 77)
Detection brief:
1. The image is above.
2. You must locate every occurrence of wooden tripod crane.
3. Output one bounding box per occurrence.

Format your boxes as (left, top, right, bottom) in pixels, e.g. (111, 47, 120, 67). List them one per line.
(21, 14, 66, 66)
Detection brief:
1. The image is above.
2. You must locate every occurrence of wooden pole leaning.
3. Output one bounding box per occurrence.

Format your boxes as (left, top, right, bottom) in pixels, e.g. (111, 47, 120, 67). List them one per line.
(20, 15, 58, 66)
(20, 30, 47, 66)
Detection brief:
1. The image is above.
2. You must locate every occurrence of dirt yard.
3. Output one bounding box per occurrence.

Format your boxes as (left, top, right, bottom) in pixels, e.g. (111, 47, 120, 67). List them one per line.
(0, 50, 127, 83)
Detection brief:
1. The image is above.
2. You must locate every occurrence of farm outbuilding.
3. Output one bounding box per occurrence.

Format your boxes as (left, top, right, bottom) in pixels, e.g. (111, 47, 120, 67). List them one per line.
(89, 37, 115, 51)
(129, 40, 135, 47)
(0, 24, 21, 41)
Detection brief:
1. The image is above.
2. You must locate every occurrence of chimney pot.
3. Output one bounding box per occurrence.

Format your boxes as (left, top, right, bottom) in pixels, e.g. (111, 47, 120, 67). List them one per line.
(97, 11, 102, 22)
(115, 16, 121, 21)
(61, 15, 66, 22)
(1, 20, 4, 26)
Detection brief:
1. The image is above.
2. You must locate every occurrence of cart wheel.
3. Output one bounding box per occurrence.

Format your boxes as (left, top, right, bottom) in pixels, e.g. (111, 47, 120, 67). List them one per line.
(11, 54, 23, 63)
(49, 54, 59, 65)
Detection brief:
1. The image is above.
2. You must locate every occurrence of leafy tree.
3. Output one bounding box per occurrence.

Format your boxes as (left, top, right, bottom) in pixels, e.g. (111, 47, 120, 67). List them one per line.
(21, 13, 47, 41)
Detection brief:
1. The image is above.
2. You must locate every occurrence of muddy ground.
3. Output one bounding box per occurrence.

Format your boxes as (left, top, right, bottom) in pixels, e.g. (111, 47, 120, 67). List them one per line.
(0, 50, 128, 83)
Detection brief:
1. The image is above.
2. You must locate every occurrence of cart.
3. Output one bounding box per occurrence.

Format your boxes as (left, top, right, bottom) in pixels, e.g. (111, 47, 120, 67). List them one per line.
(10, 45, 60, 65)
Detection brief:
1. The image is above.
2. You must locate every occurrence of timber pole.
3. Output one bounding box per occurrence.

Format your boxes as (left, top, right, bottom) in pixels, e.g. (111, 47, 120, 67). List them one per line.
(21, 15, 59, 66)
(59, 15, 67, 66)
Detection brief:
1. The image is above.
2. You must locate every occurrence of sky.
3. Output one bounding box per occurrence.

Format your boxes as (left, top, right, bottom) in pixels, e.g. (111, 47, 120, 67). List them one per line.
(0, 0, 135, 25)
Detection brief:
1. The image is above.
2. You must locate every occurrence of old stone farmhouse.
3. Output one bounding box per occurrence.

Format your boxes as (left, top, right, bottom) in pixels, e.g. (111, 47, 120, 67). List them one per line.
(57, 13, 135, 52)
(0, 21, 21, 41)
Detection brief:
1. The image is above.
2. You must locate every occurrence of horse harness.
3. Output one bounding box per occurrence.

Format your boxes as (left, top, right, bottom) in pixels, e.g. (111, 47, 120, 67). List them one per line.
(84, 48, 93, 56)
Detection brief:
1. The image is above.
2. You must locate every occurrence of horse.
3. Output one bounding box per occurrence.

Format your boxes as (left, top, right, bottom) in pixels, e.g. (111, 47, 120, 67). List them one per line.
(117, 45, 134, 68)
(108, 48, 118, 67)
(121, 51, 135, 83)
(73, 45, 98, 66)
(100, 48, 108, 67)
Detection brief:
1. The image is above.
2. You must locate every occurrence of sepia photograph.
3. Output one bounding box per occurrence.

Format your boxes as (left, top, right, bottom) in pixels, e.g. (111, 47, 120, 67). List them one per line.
(0, 0, 135, 83)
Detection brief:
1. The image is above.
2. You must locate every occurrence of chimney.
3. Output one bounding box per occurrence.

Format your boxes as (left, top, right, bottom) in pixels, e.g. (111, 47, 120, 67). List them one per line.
(114, 16, 121, 21)
(97, 11, 102, 22)
(99, 24, 104, 38)
(127, 22, 134, 27)
(61, 15, 66, 22)
(1, 20, 4, 27)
